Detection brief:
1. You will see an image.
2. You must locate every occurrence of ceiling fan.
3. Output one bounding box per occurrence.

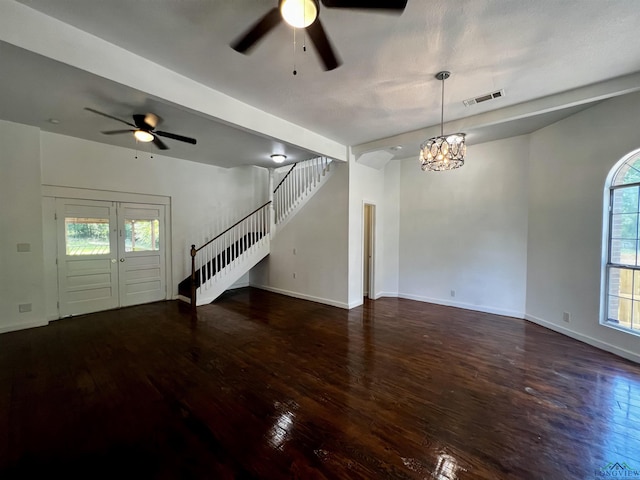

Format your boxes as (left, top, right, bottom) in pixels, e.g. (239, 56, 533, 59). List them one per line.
(231, 0, 408, 71)
(84, 107, 197, 150)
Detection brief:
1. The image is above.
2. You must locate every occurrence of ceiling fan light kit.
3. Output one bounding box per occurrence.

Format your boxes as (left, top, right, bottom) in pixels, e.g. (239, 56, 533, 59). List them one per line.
(420, 71, 467, 172)
(134, 130, 154, 143)
(280, 0, 318, 28)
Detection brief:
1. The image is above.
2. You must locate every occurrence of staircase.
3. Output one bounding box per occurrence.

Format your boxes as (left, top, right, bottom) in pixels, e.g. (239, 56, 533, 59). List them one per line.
(179, 156, 333, 307)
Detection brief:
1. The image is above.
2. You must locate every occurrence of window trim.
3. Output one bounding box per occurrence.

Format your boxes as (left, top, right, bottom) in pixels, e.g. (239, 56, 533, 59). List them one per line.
(601, 147, 640, 337)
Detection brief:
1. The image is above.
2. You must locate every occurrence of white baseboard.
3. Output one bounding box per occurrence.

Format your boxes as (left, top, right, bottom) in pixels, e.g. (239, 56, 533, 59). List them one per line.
(349, 299, 363, 308)
(0, 319, 48, 334)
(397, 292, 525, 319)
(176, 294, 191, 304)
(250, 284, 350, 309)
(525, 314, 640, 364)
(377, 292, 398, 298)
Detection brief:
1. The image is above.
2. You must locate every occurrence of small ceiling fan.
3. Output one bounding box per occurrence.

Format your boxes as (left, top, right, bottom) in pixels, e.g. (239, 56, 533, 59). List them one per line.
(231, 0, 408, 71)
(84, 107, 197, 150)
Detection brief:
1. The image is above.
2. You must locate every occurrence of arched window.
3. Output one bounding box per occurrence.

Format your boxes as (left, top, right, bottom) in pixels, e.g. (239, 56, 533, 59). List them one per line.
(604, 149, 640, 334)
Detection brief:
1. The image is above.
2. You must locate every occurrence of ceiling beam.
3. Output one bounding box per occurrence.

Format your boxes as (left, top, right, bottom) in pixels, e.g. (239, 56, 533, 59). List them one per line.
(353, 71, 640, 157)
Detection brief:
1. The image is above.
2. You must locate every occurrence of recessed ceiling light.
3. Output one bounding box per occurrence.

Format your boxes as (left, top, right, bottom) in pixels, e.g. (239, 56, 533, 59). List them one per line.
(48, 118, 60, 124)
(390, 145, 403, 152)
(271, 154, 287, 164)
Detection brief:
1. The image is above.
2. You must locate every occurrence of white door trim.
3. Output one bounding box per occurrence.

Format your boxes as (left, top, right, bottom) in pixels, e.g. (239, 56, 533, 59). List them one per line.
(362, 200, 377, 300)
(43, 187, 172, 319)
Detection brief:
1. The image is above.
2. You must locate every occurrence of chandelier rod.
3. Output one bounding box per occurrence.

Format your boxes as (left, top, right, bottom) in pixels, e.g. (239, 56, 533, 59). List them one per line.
(435, 71, 450, 137)
(440, 73, 444, 137)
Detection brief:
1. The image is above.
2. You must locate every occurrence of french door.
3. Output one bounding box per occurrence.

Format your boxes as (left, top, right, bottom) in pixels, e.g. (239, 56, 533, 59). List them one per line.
(56, 199, 166, 317)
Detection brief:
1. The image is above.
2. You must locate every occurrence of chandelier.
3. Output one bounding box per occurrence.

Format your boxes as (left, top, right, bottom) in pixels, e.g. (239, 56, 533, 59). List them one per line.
(419, 71, 466, 172)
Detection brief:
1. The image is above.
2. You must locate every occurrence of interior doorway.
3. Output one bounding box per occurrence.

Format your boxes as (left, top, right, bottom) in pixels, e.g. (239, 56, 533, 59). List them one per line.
(56, 198, 167, 317)
(363, 203, 375, 299)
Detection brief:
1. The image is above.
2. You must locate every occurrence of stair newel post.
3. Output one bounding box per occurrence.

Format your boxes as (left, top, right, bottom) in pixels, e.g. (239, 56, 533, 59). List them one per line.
(190, 244, 197, 315)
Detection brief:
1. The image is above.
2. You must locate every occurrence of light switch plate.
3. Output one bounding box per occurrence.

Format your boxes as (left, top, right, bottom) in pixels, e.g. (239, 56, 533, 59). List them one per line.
(19, 303, 32, 313)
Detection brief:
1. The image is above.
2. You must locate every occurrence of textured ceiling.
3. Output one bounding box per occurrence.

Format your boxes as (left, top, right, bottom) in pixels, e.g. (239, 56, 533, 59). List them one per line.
(3, 0, 640, 166)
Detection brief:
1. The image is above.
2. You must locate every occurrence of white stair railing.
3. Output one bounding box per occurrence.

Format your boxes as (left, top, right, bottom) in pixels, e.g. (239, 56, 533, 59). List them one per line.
(183, 156, 336, 308)
(273, 156, 332, 225)
(189, 201, 271, 308)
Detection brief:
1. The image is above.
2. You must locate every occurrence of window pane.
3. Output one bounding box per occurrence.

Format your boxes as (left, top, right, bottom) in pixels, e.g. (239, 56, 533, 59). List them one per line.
(634, 271, 640, 299)
(609, 267, 633, 297)
(608, 295, 632, 328)
(125, 219, 160, 252)
(612, 187, 639, 213)
(611, 213, 638, 239)
(633, 301, 640, 331)
(610, 239, 637, 265)
(613, 161, 640, 186)
(65, 217, 110, 255)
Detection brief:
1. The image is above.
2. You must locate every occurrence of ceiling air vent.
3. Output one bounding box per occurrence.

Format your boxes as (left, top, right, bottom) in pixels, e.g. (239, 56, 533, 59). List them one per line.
(463, 89, 505, 107)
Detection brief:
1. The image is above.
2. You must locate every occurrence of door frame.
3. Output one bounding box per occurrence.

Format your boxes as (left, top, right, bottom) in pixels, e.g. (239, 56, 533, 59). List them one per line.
(362, 201, 376, 300)
(42, 186, 172, 320)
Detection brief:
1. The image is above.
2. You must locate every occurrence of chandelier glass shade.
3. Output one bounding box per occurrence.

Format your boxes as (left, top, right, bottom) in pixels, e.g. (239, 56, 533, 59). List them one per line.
(420, 71, 466, 172)
(419, 133, 466, 171)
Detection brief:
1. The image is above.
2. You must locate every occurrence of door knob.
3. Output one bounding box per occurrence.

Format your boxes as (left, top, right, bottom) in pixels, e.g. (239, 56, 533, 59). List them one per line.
(120, 258, 125, 262)
(111, 259, 117, 263)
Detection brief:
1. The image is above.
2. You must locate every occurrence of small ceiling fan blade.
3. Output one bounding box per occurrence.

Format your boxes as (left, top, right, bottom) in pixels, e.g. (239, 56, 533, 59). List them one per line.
(152, 136, 169, 150)
(101, 129, 135, 135)
(306, 19, 341, 71)
(155, 130, 197, 145)
(85, 107, 136, 127)
(133, 114, 155, 130)
(231, 7, 282, 53)
(321, 0, 407, 10)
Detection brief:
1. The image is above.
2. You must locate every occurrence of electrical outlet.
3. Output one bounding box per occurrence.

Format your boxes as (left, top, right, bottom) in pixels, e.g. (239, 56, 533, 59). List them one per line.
(563, 312, 571, 323)
(450, 290, 456, 298)
(19, 303, 32, 313)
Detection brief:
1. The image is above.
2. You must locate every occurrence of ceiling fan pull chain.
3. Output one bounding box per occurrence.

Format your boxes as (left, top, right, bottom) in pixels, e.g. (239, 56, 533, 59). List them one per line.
(303, 1, 307, 52)
(292, 27, 298, 75)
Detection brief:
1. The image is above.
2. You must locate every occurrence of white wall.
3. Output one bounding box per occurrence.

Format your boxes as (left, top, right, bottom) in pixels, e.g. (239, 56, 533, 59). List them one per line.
(251, 163, 350, 308)
(398, 135, 529, 317)
(39, 132, 268, 309)
(382, 161, 401, 296)
(526, 91, 640, 362)
(0, 120, 46, 333)
(347, 157, 400, 307)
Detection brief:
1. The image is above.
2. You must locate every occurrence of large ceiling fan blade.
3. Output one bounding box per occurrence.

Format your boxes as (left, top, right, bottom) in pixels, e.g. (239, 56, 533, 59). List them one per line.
(306, 19, 341, 71)
(152, 136, 169, 150)
(231, 7, 282, 53)
(101, 129, 135, 135)
(155, 130, 197, 145)
(321, 0, 407, 10)
(85, 107, 136, 127)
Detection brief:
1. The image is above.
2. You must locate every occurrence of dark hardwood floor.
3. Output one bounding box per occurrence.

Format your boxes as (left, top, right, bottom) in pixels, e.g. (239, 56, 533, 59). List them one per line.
(1, 288, 640, 479)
